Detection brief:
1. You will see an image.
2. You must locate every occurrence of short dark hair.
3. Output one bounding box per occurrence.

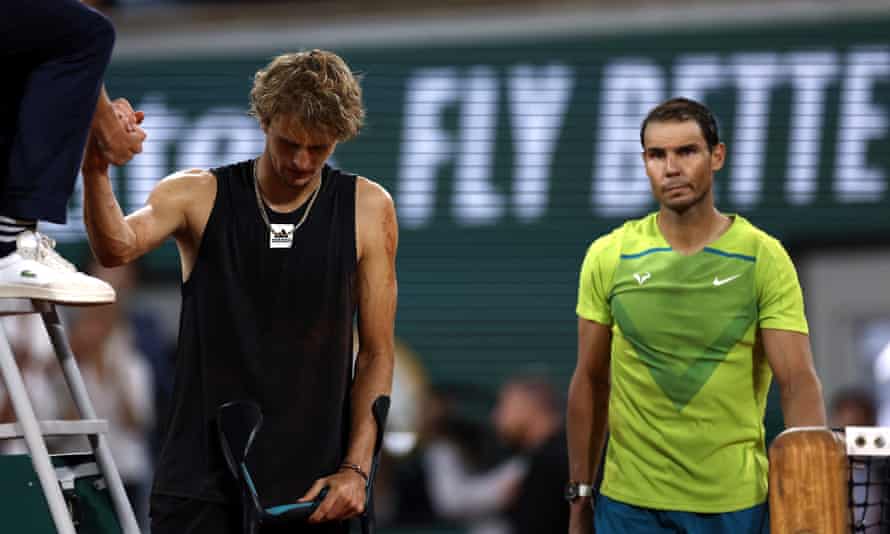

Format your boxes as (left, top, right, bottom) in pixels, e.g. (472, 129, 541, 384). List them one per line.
(640, 97, 720, 151)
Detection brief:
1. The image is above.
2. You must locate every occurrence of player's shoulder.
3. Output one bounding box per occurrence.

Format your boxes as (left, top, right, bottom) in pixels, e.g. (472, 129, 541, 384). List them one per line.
(354, 176, 397, 259)
(356, 176, 392, 204)
(588, 212, 659, 255)
(726, 215, 789, 260)
(159, 168, 214, 187)
(150, 168, 215, 203)
(355, 176, 395, 216)
(584, 226, 622, 257)
(581, 213, 656, 264)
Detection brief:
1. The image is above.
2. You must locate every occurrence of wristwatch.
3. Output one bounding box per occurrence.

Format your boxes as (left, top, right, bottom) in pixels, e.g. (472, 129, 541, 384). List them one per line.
(564, 481, 594, 502)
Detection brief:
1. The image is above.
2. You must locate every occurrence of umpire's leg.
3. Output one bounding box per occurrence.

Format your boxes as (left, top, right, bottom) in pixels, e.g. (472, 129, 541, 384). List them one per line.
(0, 0, 115, 224)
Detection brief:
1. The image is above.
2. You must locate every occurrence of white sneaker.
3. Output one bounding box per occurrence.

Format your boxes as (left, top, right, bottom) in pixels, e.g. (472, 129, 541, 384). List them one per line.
(0, 231, 115, 305)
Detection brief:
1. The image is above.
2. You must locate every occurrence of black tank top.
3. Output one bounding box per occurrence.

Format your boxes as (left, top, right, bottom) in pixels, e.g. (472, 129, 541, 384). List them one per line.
(152, 160, 357, 508)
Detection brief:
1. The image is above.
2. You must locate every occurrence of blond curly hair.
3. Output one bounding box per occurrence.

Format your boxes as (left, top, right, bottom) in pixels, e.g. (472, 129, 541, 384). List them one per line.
(249, 50, 365, 141)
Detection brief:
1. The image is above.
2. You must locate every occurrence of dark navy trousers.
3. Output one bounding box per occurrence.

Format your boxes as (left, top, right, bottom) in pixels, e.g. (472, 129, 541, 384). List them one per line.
(0, 0, 115, 223)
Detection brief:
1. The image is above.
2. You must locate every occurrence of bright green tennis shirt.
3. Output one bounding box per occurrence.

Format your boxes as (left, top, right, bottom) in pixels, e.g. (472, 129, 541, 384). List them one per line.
(576, 212, 808, 513)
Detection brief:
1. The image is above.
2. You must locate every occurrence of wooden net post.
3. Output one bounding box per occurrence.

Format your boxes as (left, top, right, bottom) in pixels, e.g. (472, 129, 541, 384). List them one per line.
(769, 427, 849, 533)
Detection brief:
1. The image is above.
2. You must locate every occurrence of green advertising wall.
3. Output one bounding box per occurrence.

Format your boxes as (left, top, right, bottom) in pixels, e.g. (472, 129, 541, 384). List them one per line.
(54, 16, 890, 389)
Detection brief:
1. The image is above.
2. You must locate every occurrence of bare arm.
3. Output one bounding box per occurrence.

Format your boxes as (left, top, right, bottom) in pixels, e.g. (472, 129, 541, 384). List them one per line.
(82, 133, 200, 267)
(762, 329, 826, 428)
(567, 318, 612, 534)
(347, 180, 398, 479)
(303, 178, 398, 522)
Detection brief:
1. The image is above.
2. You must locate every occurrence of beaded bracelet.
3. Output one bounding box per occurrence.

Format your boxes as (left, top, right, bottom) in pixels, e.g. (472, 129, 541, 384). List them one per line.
(339, 462, 369, 483)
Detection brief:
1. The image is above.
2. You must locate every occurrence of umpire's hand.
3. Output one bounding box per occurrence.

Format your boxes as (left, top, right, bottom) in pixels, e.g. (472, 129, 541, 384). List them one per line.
(91, 94, 146, 166)
(299, 469, 366, 523)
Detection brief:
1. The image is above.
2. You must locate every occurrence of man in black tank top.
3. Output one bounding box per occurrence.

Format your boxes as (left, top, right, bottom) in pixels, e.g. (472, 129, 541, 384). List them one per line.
(81, 50, 398, 534)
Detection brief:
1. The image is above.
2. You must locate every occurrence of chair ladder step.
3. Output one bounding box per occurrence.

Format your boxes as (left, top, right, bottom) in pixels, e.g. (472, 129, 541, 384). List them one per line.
(0, 298, 46, 316)
(0, 419, 109, 440)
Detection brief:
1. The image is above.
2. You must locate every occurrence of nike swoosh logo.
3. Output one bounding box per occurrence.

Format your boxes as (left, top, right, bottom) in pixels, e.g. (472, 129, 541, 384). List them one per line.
(713, 274, 742, 286)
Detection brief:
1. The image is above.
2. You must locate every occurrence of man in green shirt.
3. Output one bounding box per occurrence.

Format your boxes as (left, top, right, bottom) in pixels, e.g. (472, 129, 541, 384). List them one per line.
(566, 97, 826, 534)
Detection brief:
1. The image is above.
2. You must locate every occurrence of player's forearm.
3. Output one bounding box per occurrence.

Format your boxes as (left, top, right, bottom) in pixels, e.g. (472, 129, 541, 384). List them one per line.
(82, 170, 138, 266)
(567, 369, 609, 484)
(778, 371, 827, 428)
(344, 347, 394, 471)
(566, 369, 606, 532)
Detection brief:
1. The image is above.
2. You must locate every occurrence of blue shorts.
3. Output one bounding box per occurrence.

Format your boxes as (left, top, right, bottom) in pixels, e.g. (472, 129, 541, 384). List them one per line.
(594, 494, 769, 534)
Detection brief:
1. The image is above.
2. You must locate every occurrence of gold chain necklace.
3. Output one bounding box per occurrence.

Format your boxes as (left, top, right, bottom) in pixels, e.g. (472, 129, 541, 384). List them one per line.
(252, 158, 322, 232)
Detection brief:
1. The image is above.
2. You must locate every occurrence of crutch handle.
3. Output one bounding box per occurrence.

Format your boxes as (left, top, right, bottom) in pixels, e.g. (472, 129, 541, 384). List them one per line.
(360, 395, 390, 534)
